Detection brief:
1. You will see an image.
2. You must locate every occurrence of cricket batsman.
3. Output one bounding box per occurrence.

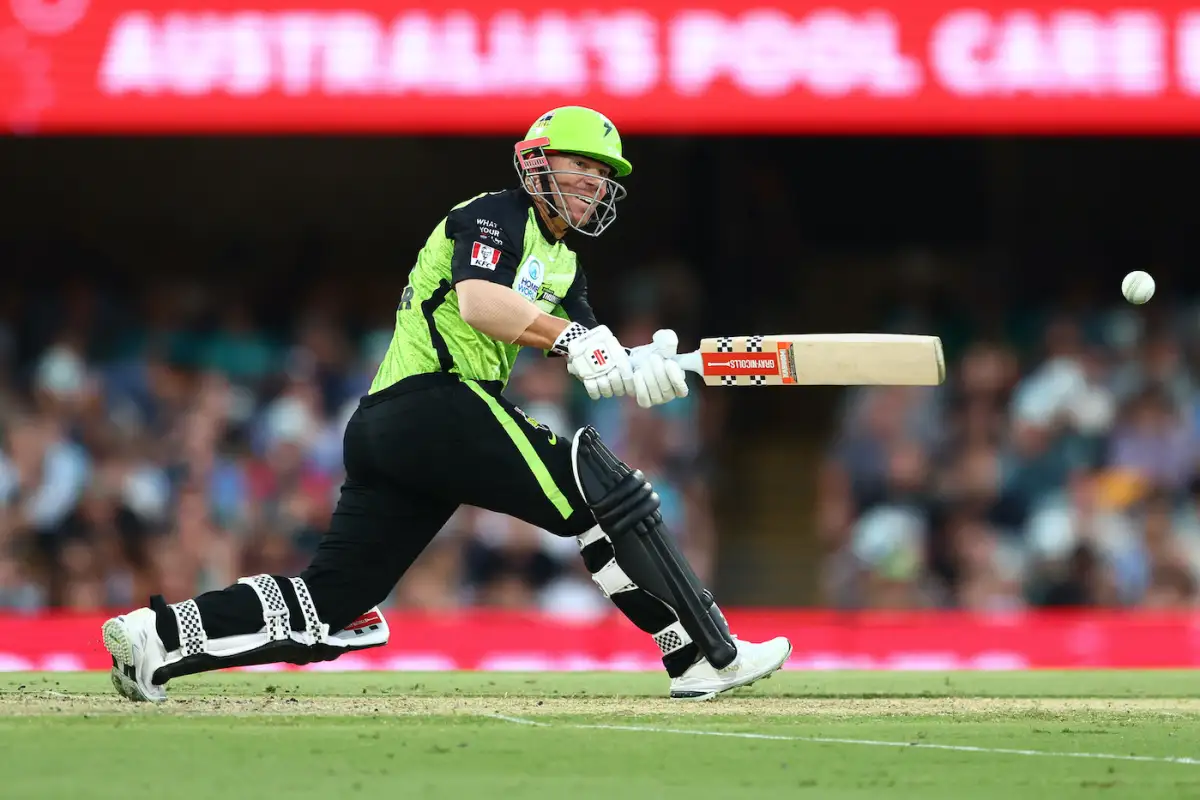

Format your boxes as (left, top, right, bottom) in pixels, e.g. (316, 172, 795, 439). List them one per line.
(101, 106, 792, 702)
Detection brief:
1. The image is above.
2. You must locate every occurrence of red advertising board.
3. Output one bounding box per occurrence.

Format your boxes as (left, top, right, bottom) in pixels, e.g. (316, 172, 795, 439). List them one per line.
(2, 610, 1199, 671)
(5, 0, 1200, 134)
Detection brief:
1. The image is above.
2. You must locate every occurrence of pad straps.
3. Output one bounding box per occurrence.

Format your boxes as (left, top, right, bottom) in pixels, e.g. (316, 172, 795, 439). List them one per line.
(653, 620, 691, 657)
(289, 577, 326, 644)
(170, 599, 208, 657)
(238, 574, 291, 642)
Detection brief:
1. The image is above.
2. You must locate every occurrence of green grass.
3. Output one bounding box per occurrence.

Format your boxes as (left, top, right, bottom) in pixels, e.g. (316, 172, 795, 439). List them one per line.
(2, 671, 1198, 799)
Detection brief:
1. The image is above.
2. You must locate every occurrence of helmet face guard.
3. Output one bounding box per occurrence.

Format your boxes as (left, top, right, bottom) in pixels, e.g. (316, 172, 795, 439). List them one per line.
(514, 137, 627, 237)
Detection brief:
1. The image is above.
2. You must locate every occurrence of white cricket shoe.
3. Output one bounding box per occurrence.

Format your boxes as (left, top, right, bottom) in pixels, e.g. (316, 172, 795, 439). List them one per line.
(102, 608, 168, 703)
(669, 636, 792, 701)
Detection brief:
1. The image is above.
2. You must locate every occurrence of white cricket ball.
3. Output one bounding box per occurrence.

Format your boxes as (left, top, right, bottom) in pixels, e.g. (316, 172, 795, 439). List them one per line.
(1122, 271, 1155, 305)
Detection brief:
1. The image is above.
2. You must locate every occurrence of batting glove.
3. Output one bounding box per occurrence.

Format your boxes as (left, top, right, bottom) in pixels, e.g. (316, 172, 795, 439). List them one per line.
(628, 329, 690, 408)
(555, 323, 635, 401)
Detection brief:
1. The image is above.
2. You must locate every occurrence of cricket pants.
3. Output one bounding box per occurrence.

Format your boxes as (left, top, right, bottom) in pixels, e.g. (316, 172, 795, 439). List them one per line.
(162, 372, 597, 647)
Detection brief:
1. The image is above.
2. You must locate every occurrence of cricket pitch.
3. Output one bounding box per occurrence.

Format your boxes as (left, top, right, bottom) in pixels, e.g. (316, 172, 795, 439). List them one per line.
(3, 671, 1199, 799)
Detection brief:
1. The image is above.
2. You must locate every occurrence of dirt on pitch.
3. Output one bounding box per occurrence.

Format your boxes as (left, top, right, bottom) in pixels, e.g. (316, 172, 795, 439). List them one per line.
(3, 691, 1200, 719)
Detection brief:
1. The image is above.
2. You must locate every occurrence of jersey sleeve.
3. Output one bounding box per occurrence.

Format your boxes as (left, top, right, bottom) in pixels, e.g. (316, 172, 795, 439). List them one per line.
(446, 195, 526, 288)
(545, 267, 600, 358)
(558, 267, 599, 329)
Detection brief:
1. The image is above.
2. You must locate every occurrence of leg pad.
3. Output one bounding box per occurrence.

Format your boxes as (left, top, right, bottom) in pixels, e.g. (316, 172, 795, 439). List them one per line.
(148, 577, 390, 684)
(572, 427, 736, 669)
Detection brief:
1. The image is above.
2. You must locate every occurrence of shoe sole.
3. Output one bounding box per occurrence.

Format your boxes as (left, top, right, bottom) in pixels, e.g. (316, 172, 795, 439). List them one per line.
(670, 642, 794, 702)
(102, 618, 157, 703)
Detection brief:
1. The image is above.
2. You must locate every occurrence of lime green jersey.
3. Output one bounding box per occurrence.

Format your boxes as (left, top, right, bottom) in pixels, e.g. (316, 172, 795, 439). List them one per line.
(370, 189, 597, 393)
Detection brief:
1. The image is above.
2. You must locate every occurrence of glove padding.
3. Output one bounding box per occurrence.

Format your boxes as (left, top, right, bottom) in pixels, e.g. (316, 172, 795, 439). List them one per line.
(557, 323, 635, 401)
(628, 329, 690, 409)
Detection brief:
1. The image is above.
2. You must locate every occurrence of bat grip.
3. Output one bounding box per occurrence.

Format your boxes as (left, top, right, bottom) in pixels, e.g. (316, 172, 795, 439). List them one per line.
(669, 351, 702, 375)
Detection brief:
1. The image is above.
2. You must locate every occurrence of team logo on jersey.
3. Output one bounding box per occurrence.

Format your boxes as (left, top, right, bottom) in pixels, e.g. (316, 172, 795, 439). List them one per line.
(470, 242, 500, 270)
(515, 256, 545, 301)
(514, 405, 556, 445)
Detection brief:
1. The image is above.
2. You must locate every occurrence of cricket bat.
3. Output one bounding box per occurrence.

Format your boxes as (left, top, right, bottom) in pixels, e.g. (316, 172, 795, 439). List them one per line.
(668, 333, 945, 387)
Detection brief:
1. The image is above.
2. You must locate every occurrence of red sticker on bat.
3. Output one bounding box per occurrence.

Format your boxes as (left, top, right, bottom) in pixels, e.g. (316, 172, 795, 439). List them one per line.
(701, 353, 778, 375)
(702, 342, 797, 384)
(778, 342, 797, 385)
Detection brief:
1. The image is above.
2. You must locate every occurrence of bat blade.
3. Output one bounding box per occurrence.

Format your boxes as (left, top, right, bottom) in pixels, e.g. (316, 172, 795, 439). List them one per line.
(670, 334, 945, 387)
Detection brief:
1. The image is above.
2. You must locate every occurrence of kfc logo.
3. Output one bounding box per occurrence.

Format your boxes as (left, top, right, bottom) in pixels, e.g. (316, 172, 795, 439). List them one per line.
(469, 241, 500, 270)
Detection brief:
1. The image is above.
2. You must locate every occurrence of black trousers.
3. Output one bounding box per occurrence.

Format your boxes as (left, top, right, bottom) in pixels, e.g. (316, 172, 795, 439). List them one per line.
(306, 372, 598, 630)
(163, 373, 598, 647)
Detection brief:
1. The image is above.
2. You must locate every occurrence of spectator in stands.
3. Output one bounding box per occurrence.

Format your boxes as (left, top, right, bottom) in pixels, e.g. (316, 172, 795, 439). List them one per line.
(1031, 471, 1132, 603)
(0, 280, 720, 614)
(19, 265, 1200, 614)
(1108, 387, 1195, 494)
(1121, 491, 1198, 607)
(848, 505, 930, 609)
(1141, 564, 1198, 609)
(825, 296, 1200, 611)
(0, 410, 90, 606)
(1037, 542, 1119, 608)
(946, 513, 1025, 612)
(200, 301, 278, 386)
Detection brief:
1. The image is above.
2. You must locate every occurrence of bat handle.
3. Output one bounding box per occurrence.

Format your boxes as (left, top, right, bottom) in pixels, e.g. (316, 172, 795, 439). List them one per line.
(668, 351, 702, 375)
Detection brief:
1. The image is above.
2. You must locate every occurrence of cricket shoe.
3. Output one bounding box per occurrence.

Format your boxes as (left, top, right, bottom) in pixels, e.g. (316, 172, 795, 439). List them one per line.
(102, 608, 168, 703)
(669, 636, 792, 701)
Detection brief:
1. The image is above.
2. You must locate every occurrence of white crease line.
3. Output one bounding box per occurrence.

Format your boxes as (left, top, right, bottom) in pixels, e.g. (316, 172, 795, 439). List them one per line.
(482, 713, 550, 727)
(485, 714, 1200, 766)
(0, 690, 86, 699)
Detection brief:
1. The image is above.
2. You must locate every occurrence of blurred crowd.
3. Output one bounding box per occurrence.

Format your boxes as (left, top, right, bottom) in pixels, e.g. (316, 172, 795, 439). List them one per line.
(12, 266, 1200, 615)
(0, 274, 716, 615)
(821, 302, 1200, 611)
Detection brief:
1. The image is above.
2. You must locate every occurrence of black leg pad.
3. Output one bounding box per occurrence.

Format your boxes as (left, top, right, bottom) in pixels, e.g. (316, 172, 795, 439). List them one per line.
(573, 426, 736, 669)
(151, 638, 384, 685)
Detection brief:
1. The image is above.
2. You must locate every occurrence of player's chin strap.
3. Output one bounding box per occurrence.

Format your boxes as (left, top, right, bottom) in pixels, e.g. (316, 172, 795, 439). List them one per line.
(149, 576, 390, 685)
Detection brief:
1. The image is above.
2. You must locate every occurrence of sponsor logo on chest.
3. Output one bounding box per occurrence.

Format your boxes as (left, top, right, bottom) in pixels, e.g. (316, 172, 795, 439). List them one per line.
(515, 255, 545, 301)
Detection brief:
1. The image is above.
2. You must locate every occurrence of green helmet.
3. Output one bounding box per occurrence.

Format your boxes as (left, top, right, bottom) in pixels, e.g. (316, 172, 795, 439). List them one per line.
(514, 106, 631, 237)
(523, 106, 633, 177)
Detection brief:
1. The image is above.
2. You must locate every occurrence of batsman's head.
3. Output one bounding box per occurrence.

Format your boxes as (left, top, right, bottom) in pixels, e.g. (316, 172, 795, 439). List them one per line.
(513, 106, 631, 237)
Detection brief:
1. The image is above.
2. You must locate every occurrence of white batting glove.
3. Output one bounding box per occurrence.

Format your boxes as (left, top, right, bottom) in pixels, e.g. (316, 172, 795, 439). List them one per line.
(555, 323, 635, 401)
(628, 329, 690, 409)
